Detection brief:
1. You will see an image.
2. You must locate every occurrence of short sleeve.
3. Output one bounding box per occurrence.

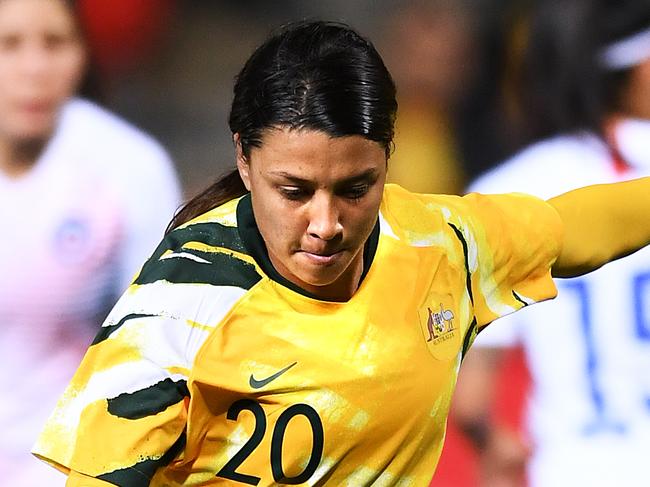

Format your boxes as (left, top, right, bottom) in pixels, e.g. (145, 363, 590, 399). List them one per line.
(461, 192, 564, 329)
(32, 199, 254, 485)
(32, 220, 253, 484)
(31, 285, 195, 485)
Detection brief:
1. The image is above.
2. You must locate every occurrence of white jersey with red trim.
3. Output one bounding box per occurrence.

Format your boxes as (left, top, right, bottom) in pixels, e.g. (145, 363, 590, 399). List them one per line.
(0, 98, 181, 486)
(469, 118, 650, 487)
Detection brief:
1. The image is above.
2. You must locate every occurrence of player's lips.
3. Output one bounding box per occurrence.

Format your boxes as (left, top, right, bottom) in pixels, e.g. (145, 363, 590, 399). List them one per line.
(299, 248, 345, 264)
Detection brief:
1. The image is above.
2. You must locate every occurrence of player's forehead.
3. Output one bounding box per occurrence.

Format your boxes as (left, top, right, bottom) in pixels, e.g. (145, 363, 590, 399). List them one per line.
(249, 127, 386, 185)
(0, 0, 77, 36)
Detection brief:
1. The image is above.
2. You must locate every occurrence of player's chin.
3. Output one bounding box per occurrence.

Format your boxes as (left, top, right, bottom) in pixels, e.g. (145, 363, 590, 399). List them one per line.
(294, 254, 350, 286)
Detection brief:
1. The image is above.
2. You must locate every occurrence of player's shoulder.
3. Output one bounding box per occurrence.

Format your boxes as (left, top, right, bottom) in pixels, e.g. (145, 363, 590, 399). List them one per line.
(58, 98, 171, 163)
(382, 182, 506, 222)
(380, 183, 477, 247)
(380, 184, 557, 250)
(134, 198, 261, 291)
(92, 201, 256, 369)
(54, 98, 179, 199)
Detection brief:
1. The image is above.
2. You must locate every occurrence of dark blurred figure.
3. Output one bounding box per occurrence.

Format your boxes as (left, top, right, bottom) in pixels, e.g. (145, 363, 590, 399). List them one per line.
(381, 0, 480, 194)
(453, 0, 534, 180)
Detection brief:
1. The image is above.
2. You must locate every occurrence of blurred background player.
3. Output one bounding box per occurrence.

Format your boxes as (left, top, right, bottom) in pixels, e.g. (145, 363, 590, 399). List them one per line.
(380, 0, 475, 195)
(0, 0, 181, 484)
(455, 0, 650, 485)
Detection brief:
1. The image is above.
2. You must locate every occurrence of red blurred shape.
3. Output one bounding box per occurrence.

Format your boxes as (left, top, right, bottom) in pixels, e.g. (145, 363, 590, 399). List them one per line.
(78, 0, 177, 76)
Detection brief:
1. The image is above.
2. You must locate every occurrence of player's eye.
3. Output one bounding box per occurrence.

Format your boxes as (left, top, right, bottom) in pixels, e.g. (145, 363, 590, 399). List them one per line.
(279, 186, 308, 201)
(341, 183, 370, 201)
(0, 34, 21, 51)
(43, 33, 71, 50)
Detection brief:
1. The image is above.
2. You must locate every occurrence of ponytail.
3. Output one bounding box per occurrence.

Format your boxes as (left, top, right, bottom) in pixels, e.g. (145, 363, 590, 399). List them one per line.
(166, 169, 247, 233)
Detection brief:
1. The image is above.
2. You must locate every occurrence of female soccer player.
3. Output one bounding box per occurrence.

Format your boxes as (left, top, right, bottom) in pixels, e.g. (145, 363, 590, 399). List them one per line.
(0, 0, 180, 484)
(34, 20, 650, 486)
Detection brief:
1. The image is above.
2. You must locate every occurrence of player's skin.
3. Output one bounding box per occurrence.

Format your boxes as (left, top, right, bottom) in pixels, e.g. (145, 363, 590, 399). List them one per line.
(0, 0, 86, 177)
(235, 128, 387, 302)
(623, 54, 650, 120)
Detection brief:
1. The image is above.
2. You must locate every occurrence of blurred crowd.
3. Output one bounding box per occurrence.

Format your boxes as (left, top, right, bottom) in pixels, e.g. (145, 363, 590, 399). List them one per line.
(84, 0, 531, 197)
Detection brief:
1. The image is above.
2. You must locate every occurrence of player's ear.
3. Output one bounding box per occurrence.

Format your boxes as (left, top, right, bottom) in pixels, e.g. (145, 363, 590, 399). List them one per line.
(234, 133, 251, 191)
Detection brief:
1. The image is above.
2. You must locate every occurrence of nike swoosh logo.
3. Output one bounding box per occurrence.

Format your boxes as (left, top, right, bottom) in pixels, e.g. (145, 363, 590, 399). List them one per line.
(249, 361, 298, 389)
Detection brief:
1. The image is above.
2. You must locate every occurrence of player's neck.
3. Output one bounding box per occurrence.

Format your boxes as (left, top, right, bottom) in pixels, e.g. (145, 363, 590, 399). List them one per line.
(618, 59, 650, 121)
(302, 251, 365, 302)
(0, 136, 48, 179)
(269, 246, 365, 302)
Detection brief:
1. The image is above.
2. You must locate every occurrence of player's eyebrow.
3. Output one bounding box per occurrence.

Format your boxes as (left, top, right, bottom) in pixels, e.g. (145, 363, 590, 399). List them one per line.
(267, 171, 311, 184)
(268, 168, 379, 186)
(338, 169, 381, 185)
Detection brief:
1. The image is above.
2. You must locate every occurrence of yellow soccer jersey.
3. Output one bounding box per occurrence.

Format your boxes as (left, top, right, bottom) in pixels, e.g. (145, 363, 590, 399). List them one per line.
(33, 184, 562, 486)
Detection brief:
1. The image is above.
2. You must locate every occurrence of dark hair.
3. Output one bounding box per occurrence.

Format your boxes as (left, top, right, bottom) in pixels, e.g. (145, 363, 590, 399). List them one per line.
(167, 20, 397, 232)
(518, 0, 650, 140)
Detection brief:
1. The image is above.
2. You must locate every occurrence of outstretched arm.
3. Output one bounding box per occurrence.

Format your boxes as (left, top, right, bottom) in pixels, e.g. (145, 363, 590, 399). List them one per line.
(548, 177, 650, 277)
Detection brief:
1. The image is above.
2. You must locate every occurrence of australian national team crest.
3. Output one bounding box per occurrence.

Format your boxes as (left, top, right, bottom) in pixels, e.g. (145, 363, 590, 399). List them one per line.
(418, 297, 462, 361)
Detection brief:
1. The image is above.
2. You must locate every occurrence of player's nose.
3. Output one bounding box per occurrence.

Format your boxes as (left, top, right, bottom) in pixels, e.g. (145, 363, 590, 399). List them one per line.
(306, 192, 342, 241)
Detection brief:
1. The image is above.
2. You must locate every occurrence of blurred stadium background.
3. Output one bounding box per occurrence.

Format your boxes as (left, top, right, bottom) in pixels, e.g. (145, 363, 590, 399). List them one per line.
(80, 0, 531, 197)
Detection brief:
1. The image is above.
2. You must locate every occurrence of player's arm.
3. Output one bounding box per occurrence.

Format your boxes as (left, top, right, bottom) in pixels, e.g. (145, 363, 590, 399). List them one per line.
(548, 176, 650, 277)
(452, 347, 502, 450)
(67, 471, 114, 486)
(452, 347, 529, 486)
(33, 289, 192, 483)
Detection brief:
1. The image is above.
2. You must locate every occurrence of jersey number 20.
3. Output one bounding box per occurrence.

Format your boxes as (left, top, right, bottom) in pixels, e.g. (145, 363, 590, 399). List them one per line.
(216, 399, 324, 485)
